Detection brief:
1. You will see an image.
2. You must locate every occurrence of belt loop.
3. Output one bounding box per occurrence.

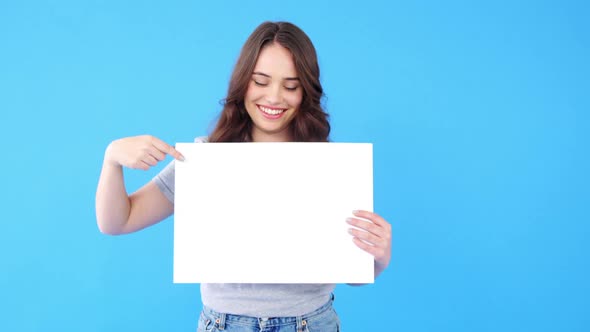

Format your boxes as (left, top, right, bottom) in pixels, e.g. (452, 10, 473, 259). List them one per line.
(296, 315, 304, 332)
(214, 312, 226, 330)
(296, 315, 308, 332)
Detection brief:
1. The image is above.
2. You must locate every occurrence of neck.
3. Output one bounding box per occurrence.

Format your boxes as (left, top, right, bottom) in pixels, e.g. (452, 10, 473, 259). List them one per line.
(251, 129, 292, 142)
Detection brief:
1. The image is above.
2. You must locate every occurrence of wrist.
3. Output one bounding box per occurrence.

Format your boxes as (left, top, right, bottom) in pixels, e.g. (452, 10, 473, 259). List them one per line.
(104, 141, 122, 167)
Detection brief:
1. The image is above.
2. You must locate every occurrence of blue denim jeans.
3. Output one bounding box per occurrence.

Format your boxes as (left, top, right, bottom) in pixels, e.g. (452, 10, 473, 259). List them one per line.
(196, 294, 340, 332)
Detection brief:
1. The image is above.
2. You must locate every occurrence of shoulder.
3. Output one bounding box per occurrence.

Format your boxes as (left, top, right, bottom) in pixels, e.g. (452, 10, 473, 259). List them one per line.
(194, 136, 209, 143)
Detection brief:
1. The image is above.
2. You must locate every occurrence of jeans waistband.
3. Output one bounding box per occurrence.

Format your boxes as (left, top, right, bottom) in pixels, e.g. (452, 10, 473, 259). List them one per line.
(201, 293, 335, 330)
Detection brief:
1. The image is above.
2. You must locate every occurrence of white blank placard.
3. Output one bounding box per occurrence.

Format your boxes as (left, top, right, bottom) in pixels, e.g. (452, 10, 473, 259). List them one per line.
(174, 142, 373, 283)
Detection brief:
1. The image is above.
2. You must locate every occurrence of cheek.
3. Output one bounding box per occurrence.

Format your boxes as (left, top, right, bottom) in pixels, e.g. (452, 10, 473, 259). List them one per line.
(287, 92, 303, 109)
(245, 85, 262, 103)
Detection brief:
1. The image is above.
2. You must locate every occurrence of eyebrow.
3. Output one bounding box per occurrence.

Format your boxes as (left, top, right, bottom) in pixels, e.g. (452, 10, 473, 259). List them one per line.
(253, 71, 300, 81)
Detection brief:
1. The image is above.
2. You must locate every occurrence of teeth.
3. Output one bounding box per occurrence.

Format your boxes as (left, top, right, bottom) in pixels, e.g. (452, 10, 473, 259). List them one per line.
(259, 106, 286, 115)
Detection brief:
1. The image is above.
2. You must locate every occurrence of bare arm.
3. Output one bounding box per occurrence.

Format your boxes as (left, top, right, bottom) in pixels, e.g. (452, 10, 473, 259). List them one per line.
(95, 135, 184, 235)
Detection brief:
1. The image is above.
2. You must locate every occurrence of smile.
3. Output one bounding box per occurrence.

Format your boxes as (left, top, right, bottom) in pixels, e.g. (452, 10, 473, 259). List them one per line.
(258, 105, 287, 119)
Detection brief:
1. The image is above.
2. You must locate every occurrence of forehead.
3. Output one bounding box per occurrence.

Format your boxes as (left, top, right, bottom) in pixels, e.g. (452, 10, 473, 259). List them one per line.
(254, 43, 298, 77)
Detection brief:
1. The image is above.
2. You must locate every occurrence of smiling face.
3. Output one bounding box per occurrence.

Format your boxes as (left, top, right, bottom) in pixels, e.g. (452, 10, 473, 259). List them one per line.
(244, 42, 303, 142)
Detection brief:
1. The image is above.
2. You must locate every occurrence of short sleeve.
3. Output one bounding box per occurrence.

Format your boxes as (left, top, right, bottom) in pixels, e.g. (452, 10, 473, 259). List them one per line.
(153, 160, 176, 203)
(152, 135, 208, 204)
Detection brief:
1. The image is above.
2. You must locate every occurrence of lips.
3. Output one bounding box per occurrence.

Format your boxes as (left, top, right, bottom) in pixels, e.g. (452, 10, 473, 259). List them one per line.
(258, 105, 287, 119)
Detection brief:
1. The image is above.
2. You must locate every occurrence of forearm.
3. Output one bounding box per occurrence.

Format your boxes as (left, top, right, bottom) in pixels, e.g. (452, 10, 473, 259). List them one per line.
(95, 160, 131, 235)
(375, 262, 386, 279)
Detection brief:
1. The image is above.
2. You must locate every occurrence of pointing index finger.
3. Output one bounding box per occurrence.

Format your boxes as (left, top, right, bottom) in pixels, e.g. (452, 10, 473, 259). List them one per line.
(169, 146, 185, 161)
(151, 137, 185, 161)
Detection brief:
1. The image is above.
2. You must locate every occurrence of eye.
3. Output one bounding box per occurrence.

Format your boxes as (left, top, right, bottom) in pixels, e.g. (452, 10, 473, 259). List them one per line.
(284, 86, 299, 91)
(253, 79, 268, 87)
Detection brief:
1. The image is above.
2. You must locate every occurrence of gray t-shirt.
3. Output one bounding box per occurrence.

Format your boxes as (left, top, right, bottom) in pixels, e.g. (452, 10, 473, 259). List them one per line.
(153, 136, 335, 317)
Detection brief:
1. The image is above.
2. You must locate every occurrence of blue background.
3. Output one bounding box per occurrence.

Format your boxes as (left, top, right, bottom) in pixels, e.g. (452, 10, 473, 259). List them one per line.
(1, 0, 588, 331)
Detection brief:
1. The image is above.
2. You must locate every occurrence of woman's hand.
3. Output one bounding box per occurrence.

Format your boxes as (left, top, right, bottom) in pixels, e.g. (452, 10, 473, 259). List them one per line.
(105, 135, 184, 170)
(347, 210, 392, 278)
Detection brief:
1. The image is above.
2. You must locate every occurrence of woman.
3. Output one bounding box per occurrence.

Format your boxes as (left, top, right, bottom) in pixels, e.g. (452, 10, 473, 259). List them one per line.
(96, 21, 391, 332)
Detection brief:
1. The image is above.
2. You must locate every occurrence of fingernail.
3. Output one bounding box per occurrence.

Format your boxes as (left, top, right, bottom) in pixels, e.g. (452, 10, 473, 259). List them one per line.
(353, 210, 361, 214)
(178, 155, 185, 161)
(348, 228, 354, 235)
(346, 218, 353, 224)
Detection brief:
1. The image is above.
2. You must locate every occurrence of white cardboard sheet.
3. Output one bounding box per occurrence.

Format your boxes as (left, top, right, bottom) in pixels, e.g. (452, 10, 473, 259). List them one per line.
(173, 142, 374, 283)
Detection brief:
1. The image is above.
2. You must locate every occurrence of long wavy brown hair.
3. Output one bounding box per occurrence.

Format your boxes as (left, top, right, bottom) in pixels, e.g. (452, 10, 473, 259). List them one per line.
(208, 21, 330, 142)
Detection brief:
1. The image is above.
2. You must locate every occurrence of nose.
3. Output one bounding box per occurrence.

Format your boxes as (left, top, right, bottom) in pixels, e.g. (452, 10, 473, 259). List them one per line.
(265, 84, 282, 105)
